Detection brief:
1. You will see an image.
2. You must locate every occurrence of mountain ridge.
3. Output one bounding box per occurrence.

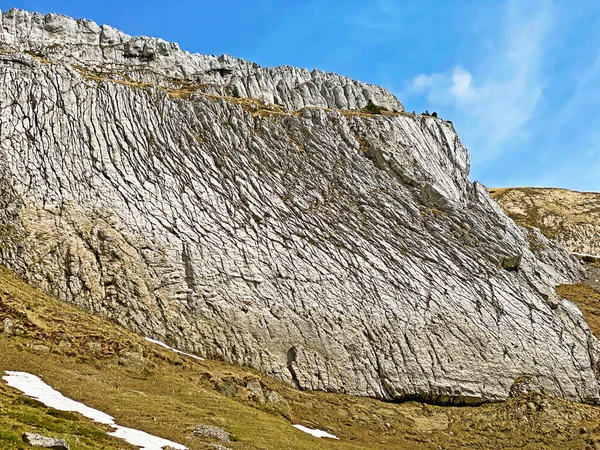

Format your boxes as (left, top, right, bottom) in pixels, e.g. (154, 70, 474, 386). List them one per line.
(0, 8, 404, 112)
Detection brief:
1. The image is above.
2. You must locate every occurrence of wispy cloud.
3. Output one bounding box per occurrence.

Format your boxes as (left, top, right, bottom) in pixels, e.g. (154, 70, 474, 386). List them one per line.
(401, 0, 553, 164)
(544, 52, 600, 157)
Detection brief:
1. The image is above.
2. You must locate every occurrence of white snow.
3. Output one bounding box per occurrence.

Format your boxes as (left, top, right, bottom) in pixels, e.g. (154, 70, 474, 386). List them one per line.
(572, 252, 600, 259)
(292, 424, 339, 439)
(2, 371, 187, 450)
(144, 337, 204, 360)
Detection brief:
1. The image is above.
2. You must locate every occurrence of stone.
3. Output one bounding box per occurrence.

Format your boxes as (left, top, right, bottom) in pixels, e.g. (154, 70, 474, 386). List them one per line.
(500, 254, 522, 271)
(0, 8, 597, 405)
(2, 317, 14, 335)
(117, 350, 146, 368)
(192, 424, 230, 442)
(22, 432, 70, 449)
(30, 345, 50, 354)
(246, 379, 265, 403)
(265, 390, 285, 404)
(216, 381, 238, 398)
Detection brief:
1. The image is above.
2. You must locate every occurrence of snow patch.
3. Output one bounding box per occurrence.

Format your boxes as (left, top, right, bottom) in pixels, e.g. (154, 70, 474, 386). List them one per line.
(572, 252, 600, 259)
(2, 371, 187, 450)
(145, 337, 204, 360)
(292, 424, 339, 439)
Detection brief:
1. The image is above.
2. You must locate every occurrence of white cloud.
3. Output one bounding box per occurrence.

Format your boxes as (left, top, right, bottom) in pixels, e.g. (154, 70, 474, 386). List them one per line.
(449, 68, 474, 99)
(402, 0, 553, 162)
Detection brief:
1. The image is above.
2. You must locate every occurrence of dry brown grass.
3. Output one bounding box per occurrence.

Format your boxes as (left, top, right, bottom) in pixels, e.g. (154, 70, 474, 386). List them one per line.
(490, 187, 600, 257)
(339, 109, 408, 119)
(72, 65, 154, 89)
(557, 283, 600, 338)
(23, 50, 51, 64)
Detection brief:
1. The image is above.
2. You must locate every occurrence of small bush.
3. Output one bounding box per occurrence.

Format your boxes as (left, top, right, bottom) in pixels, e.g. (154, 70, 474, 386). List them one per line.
(431, 111, 438, 118)
(582, 255, 597, 263)
(423, 110, 430, 116)
(365, 99, 383, 114)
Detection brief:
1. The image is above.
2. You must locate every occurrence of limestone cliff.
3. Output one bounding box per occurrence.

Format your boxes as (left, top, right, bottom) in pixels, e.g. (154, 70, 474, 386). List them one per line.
(0, 9, 597, 404)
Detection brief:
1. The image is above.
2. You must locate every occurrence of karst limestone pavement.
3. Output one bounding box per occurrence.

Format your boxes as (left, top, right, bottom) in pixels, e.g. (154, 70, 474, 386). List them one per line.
(0, 8, 598, 404)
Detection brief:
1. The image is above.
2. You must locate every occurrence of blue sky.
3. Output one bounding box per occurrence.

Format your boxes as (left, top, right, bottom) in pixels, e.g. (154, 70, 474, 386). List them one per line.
(2, 0, 600, 191)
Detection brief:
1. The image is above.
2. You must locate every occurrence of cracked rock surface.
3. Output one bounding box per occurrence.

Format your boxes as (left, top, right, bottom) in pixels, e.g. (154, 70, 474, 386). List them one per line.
(0, 8, 598, 404)
(0, 8, 403, 112)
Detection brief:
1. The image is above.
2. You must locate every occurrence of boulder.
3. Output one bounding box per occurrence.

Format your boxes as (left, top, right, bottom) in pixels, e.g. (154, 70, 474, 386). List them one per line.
(22, 433, 70, 449)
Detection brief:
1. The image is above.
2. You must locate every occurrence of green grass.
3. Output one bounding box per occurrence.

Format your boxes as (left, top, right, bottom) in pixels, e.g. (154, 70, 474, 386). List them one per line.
(0, 381, 133, 450)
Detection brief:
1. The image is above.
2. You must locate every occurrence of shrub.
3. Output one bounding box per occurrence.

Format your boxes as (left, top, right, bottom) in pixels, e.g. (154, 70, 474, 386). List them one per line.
(582, 255, 597, 263)
(423, 110, 430, 116)
(431, 111, 438, 118)
(365, 99, 383, 114)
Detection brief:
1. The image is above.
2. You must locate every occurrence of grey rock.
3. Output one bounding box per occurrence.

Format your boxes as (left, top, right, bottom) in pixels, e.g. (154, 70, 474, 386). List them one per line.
(509, 375, 541, 398)
(0, 9, 598, 405)
(216, 381, 238, 398)
(0, 9, 403, 112)
(117, 350, 146, 368)
(265, 390, 285, 404)
(2, 317, 13, 335)
(209, 445, 232, 450)
(499, 254, 522, 271)
(193, 424, 230, 442)
(246, 379, 265, 403)
(22, 432, 70, 449)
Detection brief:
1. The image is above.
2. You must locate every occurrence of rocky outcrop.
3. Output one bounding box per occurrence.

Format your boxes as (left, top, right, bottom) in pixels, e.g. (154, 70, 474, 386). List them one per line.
(491, 187, 600, 256)
(0, 8, 403, 112)
(22, 433, 70, 449)
(0, 9, 598, 404)
(193, 425, 230, 442)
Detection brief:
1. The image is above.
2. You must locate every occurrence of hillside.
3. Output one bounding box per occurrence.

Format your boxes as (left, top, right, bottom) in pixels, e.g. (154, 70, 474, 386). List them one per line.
(0, 8, 597, 405)
(3, 264, 600, 449)
(490, 187, 600, 256)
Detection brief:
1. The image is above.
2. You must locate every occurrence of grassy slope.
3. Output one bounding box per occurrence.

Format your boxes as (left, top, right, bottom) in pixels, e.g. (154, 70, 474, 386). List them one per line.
(0, 382, 137, 450)
(489, 187, 600, 248)
(557, 283, 600, 337)
(3, 266, 600, 449)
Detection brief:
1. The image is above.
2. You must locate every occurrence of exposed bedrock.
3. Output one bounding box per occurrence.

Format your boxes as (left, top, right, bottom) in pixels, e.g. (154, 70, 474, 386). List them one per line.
(0, 9, 597, 404)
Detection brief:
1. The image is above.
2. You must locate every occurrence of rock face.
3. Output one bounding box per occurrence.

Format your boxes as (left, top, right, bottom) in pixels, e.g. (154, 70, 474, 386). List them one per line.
(0, 9, 598, 404)
(0, 9, 403, 112)
(491, 187, 600, 256)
